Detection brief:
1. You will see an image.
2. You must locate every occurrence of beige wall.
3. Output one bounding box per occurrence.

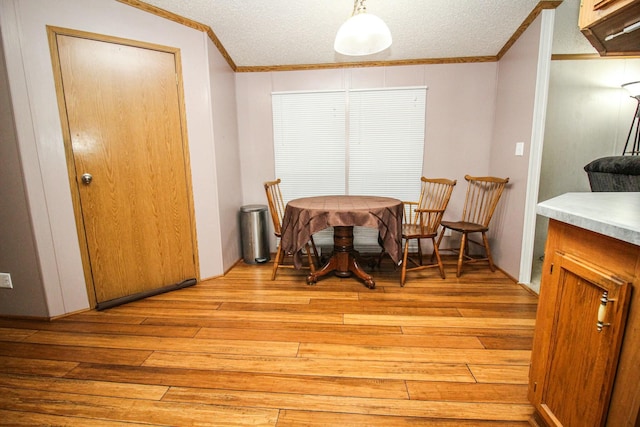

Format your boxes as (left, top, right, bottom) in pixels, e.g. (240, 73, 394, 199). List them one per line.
(208, 40, 243, 273)
(236, 64, 500, 252)
(490, 13, 548, 282)
(0, 0, 555, 317)
(236, 13, 552, 285)
(0, 29, 48, 317)
(0, 0, 240, 317)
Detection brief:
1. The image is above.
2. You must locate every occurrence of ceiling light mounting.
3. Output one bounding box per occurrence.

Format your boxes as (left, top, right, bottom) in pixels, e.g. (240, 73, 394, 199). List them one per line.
(334, 0, 392, 56)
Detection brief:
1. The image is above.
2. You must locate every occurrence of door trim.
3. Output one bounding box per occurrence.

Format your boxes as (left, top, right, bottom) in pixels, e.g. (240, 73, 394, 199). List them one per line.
(47, 26, 200, 308)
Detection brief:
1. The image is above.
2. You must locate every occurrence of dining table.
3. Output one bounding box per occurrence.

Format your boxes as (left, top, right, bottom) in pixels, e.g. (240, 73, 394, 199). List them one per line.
(280, 195, 403, 289)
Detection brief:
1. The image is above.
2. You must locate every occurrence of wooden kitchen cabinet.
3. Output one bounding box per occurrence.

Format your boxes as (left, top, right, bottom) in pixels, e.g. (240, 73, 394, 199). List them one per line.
(578, 0, 640, 56)
(529, 219, 640, 427)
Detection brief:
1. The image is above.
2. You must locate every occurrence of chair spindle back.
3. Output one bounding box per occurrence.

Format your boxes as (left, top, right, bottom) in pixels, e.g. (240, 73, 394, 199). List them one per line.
(413, 177, 457, 234)
(264, 178, 286, 235)
(460, 175, 509, 227)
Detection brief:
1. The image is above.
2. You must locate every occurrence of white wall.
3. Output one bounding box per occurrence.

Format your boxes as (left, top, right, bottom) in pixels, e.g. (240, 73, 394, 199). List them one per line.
(0, 0, 237, 316)
(540, 58, 640, 200)
(533, 57, 640, 289)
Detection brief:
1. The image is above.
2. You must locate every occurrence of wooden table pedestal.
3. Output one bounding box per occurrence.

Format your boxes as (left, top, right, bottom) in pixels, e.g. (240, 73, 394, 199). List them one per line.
(306, 226, 375, 289)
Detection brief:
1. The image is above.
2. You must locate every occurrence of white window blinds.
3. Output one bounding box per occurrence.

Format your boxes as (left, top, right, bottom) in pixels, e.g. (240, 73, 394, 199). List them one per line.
(272, 90, 346, 201)
(272, 87, 426, 249)
(348, 88, 426, 200)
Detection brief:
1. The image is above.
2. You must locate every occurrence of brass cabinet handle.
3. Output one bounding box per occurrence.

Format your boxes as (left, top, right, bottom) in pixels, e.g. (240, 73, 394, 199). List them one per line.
(597, 291, 616, 332)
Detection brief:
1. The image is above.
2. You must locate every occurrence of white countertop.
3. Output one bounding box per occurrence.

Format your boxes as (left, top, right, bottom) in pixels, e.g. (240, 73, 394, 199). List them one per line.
(537, 192, 640, 247)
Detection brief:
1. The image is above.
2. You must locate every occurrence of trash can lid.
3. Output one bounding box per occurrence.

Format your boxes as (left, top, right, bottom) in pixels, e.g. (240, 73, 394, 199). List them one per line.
(240, 204, 268, 213)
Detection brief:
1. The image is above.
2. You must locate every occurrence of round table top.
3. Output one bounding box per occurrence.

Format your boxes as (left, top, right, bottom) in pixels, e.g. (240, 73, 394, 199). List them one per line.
(282, 195, 404, 266)
(287, 195, 402, 212)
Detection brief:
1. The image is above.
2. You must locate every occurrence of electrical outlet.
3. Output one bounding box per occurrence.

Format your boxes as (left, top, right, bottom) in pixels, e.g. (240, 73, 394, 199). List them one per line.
(444, 228, 452, 237)
(0, 273, 13, 289)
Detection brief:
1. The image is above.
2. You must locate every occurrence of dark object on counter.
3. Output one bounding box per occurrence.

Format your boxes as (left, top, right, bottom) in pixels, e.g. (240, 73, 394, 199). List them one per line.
(584, 156, 640, 192)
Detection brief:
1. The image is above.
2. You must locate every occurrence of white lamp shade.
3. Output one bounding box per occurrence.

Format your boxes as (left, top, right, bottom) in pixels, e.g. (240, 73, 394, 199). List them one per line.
(334, 12, 392, 56)
(622, 81, 640, 97)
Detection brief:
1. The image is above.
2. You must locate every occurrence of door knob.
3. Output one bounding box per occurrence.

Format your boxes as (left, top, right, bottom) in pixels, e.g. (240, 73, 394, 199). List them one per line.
(81, 173, 93, 185)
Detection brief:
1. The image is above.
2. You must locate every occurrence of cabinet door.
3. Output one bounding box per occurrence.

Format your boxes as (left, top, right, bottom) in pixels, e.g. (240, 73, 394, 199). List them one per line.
(537, 252, 631, 427)
(578, 0, 636, 28)
(578, 0, 640, 56)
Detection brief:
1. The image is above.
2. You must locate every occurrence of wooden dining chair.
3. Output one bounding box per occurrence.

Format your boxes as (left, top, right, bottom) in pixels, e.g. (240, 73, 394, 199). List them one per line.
(376, 177, 457, 286)
(399, 177, 457, 286)
(436, 175, 509, 277)
(263, 179, 319, 280)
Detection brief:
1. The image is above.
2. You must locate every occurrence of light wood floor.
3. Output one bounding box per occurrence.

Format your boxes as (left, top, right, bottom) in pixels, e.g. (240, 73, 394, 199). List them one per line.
(0, 256, 538, 426)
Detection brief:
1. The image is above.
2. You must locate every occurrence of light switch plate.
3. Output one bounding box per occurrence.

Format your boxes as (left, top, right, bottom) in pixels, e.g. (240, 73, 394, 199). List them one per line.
(0, 273, 13, 289)
(515, 142, 524, 156)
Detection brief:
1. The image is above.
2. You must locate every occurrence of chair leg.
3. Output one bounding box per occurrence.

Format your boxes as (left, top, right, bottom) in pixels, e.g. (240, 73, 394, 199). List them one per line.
(417, 239, 423, 265)
(481, 232, 495, 272)
(436, 227, 446, 247)
(304, 242, 316, 273)
(272, 243, 284, 280)
(375, 233, 387, 268)
(431, 237, 445, 279)
(434, 227, 447, 262)
(456, 233, 467, 278)
(400, 239, 411, 287)
(376, 249, 386, 268)
(309, 236, 320, 268)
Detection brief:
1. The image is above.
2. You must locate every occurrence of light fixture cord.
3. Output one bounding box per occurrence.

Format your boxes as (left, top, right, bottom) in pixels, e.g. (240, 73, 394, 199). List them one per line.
(352, 0, 367, 16)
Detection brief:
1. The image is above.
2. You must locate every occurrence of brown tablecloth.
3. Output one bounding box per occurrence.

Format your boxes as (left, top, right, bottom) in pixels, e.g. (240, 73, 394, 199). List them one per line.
(280, 195, 403, 268)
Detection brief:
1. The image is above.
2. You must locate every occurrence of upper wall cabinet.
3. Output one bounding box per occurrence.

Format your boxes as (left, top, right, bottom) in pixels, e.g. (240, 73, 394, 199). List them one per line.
(579, 0, 640, 56)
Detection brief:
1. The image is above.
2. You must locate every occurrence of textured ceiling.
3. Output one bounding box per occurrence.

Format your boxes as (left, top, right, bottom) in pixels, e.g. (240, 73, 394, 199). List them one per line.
(135, 0, 596, 68)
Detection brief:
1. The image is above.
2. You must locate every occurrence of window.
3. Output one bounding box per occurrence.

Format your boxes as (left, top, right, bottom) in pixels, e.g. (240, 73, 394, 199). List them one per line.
(272, 90, 346, 200)
(272, 87, 426, 249)
(347, 88, 427, 197)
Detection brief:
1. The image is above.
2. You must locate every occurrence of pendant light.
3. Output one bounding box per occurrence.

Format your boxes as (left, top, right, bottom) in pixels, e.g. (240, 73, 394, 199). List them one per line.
(334, 0, 392, 56)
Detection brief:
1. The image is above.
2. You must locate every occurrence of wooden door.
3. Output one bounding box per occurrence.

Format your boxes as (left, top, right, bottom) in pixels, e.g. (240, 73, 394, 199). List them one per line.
(51, 30, 197, 307)
(536, 252, 630, 426)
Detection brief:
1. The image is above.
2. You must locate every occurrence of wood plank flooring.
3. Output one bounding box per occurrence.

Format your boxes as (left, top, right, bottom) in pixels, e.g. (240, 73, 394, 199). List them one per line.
(0, 256, 538, 426)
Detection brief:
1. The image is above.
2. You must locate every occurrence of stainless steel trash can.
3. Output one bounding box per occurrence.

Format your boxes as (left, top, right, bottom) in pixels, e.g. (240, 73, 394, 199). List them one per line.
(240, 204, 270, 264)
